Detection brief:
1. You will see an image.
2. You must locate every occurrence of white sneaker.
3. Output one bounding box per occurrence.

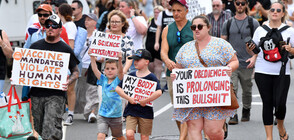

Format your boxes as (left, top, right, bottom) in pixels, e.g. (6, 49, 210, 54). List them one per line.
(88, 113, 96, 123)
(64, 115, 73, 126)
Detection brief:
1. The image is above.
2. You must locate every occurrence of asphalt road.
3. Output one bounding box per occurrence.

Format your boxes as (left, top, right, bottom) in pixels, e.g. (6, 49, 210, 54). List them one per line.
(3, 67, 294, 140)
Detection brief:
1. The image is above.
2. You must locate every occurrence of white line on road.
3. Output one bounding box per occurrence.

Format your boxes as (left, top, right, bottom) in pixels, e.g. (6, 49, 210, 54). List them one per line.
(105, 103, 173, 140)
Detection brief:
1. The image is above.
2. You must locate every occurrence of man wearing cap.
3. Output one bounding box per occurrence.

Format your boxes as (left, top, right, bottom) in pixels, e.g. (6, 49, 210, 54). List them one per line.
(160, 0, 193, 139)
(24, 4, 69, 49)
(75, 13, 101, 123)
(221, 0, 259, 125)
(28, 15, 79, 140)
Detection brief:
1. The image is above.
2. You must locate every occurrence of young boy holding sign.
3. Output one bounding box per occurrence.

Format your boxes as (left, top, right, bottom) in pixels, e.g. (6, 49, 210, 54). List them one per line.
(89, 50, 125, 140)
(115, 49, 162, 140)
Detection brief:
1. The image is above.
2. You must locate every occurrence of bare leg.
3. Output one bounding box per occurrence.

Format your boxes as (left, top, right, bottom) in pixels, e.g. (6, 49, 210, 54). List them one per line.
(67, 82, 76, 113)
(264, 125, 273, 140)
(126, 130, 135, 140)
(277, 119, 288, 140)
(97, 133, 106, 140)
(186, 118, 204, 140)
(203, 119, 225, 140)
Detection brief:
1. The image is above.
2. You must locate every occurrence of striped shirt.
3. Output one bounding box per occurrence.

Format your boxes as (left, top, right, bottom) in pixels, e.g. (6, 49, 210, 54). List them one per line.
(207, 11, 232, 37)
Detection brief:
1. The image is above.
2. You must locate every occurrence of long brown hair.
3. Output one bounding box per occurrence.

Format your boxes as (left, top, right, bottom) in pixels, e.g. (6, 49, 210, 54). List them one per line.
(59, 3, 73, 21)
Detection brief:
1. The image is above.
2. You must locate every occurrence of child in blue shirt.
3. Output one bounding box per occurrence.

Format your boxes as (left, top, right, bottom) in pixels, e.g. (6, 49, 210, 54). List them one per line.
(90, 50, 125, 140)
(116, 49, 162, 140)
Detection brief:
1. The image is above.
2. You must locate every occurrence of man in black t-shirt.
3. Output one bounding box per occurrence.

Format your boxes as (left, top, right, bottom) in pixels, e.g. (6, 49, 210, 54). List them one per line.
(29, 15, 79, 140)
(72, 0, 86, 29)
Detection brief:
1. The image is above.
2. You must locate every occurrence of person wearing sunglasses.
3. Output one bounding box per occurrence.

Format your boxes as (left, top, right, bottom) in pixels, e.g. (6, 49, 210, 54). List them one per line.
(161, 0, 193, 139)
(24, 4, 69, 49)
(206, 0, 231, 38)
(71, 0, 87, 29)
(249, 2, 294, 140)
(28, 14, 79, 140)
(173, 15, 239, 140)
(221, 0, 260, 126)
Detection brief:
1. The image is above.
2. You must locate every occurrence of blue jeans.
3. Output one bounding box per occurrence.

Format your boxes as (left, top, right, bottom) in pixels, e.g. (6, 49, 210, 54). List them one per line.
(0, 80, 4, 93)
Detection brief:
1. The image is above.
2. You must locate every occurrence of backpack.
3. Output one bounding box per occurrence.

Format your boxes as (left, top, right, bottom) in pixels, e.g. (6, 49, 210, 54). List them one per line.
(226, 16, 254, 39)
(258, 25, 290, 62)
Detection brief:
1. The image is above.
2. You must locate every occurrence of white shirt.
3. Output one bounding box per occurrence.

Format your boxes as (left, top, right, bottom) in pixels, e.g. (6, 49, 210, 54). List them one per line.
(156, 9, 173, 26)
(63, 21, 77, 40)
(287, 2, 294, 24)
(252, 23, 294, 75)
(126, 16, 147, 51)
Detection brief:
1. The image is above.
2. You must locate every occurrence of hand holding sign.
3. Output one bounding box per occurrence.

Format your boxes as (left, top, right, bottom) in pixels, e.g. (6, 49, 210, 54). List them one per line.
(89, 31, 122, 60)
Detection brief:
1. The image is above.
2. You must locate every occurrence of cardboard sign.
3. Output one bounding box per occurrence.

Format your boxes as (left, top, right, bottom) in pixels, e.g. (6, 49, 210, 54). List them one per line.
(172, 67, 231, 108)
(11, 48, 70, 90)
(186, 0, 212, 21)
(89, 30, 122, 60)
(122, 75, 157, 107)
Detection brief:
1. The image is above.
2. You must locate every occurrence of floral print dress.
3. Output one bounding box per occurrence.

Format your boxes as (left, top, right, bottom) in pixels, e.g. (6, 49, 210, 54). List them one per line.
(173, 37, 236, 122)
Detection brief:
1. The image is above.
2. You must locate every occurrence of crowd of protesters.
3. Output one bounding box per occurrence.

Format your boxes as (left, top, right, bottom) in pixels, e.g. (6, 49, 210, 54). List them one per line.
(1, 0, 294, 140)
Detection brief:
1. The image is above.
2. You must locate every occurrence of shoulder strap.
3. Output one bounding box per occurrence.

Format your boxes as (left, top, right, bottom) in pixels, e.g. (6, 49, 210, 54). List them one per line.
(248, 16, 254, 37)
(261, 25, 271, 32)
(226, 18, 232, 40)
(278, 25, 290, 32)
(0, 29, 2, 40)
(195, 41, 208, 67)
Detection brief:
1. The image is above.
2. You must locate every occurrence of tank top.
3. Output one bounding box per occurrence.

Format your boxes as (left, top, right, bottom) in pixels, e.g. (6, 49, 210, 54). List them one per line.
(146, 18, 157, 50)
(161, 11, 174, 31)
(166, 21, 193, 76)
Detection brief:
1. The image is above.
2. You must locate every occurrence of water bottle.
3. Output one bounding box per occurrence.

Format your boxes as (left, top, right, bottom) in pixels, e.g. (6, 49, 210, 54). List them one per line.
(0, 92, 8, 106)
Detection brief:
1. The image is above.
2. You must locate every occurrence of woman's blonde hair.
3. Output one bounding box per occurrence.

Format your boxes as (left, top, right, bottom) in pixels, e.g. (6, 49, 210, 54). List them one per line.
(268, 2, 288, 23)
(107, 10, 130, 33)
(154, 5, 164, 11)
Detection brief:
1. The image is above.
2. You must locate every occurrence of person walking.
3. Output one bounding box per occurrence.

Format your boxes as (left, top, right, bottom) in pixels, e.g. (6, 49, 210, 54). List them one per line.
(25, 15, 79, 140)
(221, 0, 260, 125)
(160, 0, 193, 139)
(250, 2, 293, 140)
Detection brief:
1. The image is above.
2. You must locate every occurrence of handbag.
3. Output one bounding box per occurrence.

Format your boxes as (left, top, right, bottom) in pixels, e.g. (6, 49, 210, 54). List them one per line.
(0, 86, 33, 139)
(195, 41, 239, 109)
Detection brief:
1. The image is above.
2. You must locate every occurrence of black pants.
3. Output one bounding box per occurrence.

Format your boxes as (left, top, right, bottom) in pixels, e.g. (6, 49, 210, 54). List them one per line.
(255, 73, 290, 125)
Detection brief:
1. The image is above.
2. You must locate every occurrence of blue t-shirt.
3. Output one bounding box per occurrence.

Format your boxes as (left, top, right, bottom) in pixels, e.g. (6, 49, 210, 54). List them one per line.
(97, 74, 122, 118)
(118, 72, 161, 119)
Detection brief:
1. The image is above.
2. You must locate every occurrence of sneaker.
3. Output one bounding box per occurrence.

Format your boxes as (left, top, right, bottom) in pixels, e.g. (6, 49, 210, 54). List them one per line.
(88, 113, 96, 123)
(241, 108, 250, 122)
(228, 114, 238, 125)
(64, 115, 73, 126)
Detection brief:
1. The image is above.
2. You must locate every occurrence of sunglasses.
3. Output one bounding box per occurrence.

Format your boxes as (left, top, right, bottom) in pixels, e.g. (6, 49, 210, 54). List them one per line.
(235, 1, 246, 6)
(176, 31, 181, 43)
(213, 4, 220, 7)
(270, 8, 282, 13)
(38, 13, 50, 17)
(72, 8, 76, 11)
(190, 24, 207, 31)
(45, 24, 60, 29)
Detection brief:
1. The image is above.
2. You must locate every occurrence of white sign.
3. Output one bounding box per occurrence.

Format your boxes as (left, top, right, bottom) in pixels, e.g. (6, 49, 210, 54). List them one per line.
(89, 30, 122, 60)
(11, 48, 69, 90)
(122, 75, 157, 107)
(172, 67, 231, 108)
(187, 0, 212, 21)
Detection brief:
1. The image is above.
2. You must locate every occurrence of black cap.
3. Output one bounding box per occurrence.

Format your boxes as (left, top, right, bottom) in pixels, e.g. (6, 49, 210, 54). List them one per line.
(128, 49, 152, 61)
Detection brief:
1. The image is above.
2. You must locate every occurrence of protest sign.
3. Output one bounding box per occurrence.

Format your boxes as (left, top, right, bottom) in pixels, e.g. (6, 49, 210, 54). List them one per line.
(89, 30, 122, 60)
(172, 67, 231, 108)
(122, 75, 157, 107)
(186, 0, 212, 21)
(11, 48, 70, 90)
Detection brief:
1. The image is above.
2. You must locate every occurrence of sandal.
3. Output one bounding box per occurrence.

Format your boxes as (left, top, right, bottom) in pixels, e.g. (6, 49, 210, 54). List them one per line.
(280, 131, 289, 140)
(223, 122, 228, 139)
